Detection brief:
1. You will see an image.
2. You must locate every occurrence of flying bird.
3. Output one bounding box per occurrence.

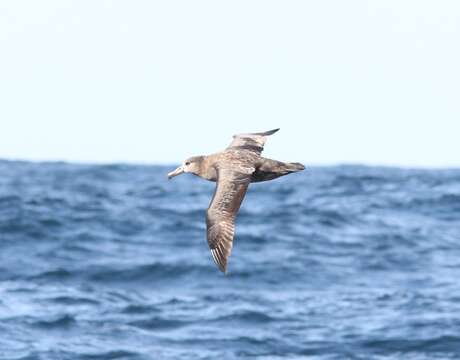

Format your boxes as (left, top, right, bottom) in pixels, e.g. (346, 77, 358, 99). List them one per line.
(167, 129, 305, 273)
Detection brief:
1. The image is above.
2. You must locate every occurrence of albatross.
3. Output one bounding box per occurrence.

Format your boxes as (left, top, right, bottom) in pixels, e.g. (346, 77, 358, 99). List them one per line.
(167, 128, 305, 273)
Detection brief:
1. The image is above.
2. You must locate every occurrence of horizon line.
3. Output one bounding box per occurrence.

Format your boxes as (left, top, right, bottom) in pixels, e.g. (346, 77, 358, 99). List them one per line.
(1, 157, 459, 170)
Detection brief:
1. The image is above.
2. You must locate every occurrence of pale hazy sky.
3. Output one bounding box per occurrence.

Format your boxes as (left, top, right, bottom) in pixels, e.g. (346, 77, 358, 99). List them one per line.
(0, 1, 459, 167)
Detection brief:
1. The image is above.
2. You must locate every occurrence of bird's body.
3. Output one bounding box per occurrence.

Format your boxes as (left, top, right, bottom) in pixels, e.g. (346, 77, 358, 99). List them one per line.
(167, 129, 305, 273)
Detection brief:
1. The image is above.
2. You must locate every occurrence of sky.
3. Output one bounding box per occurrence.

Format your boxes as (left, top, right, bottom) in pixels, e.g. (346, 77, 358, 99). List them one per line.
(0, 1, 459, 167)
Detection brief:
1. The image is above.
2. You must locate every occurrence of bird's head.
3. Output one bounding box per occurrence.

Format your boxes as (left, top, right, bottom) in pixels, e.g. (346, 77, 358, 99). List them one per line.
(167, 156, 204, 179)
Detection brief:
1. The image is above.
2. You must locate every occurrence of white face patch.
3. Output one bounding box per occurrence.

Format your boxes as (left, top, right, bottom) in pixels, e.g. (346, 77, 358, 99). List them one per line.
(183, 160, 198, 174)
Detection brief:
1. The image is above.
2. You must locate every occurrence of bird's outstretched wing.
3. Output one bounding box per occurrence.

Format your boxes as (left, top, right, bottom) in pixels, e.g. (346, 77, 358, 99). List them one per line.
(227, 128, 280, 155)
(206, 167, 252, 273)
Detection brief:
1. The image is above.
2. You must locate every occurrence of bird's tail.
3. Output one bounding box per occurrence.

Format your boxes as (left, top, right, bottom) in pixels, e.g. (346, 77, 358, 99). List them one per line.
(286, 162, 305, 172)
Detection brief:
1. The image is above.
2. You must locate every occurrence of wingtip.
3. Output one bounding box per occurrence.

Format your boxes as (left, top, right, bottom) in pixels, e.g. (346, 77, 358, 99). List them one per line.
(264, 128, 280, 136)
(219, 262, 228, 274)
(218, 264, 228, 274)
(211, 249, 228, 274)
(217, 262, 227, 274)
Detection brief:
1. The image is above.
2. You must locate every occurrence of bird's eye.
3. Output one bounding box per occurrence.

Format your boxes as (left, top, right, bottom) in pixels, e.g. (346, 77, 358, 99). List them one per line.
(185, 162, 190, 166)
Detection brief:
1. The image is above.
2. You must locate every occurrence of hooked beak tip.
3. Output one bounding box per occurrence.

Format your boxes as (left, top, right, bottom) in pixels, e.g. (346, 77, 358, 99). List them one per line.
(167, 166, 184, 180)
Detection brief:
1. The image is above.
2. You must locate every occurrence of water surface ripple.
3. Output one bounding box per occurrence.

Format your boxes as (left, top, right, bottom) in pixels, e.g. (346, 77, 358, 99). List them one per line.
(1, 160, 460, 359)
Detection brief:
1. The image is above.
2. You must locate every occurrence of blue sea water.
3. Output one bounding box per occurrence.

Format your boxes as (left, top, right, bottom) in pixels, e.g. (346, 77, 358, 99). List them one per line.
(1, 159, 460, 360)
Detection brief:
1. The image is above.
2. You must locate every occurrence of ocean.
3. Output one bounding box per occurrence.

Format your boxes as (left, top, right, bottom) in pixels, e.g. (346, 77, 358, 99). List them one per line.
(0, 159, 459, 359)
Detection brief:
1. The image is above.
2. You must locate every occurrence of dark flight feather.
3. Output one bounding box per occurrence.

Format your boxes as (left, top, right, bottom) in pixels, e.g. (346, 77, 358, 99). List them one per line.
(206, 168, 252, 273)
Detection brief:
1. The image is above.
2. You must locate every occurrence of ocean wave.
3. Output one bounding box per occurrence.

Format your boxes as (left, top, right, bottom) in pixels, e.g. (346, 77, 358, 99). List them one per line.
(1, 160, 459, 359)
(31, 314, 77, 329)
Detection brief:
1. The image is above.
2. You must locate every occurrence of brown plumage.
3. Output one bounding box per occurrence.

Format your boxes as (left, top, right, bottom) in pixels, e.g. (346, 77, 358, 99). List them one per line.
(167, 128, 305, 273)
